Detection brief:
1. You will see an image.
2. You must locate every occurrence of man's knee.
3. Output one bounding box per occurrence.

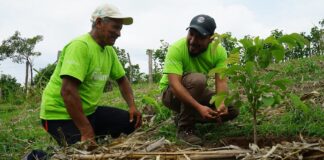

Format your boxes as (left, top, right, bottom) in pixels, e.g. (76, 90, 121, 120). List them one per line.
(182, 73, 207, 93)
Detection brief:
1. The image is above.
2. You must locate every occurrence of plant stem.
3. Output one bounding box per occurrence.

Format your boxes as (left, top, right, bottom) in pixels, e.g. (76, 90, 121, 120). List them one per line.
(253, 107, 257, 145)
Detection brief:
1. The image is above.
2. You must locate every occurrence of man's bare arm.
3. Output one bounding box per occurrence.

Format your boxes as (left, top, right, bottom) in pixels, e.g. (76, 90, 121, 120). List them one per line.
(61, 76, 95, 142)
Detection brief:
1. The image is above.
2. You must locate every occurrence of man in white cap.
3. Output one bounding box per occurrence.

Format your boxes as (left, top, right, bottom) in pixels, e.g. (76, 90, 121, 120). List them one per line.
(39, 3, 141, 146)
(159, 14, 239, 145)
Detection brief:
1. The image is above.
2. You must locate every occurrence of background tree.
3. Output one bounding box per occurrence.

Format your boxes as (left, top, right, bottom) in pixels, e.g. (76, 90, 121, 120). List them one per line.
(0, 31, 43, 93)
(309, 19, 323, 56)
(221, 32, 238, 54)
(152, 40, 169, 82)
(114, 46, 143, 83)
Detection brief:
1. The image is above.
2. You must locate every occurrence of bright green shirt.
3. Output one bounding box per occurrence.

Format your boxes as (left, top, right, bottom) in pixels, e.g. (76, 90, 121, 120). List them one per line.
(40, 33, 125, 120)
(159, 37, 227, 91)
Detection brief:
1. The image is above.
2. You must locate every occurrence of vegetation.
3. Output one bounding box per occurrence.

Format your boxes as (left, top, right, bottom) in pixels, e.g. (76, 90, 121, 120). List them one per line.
(0, 19, 322, 159)
(1, 55, 323, 159)
(0, 31, 43, 92)
(210, 32, 309, 145)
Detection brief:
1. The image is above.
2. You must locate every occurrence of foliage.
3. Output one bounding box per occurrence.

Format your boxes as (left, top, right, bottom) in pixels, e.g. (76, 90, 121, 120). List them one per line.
(33, 63, 56, 88)
(141, 95, 171, 123)
(145, 40, 169, 83)
(114, 47, 145, 83)
(152, 40, 169, 74)
(220, 32, 239, 53)
(1, 53, 323, 159)
(0, 74, 24, 104)
(0, 31, 43, 91)
(209, 33, 309, 144)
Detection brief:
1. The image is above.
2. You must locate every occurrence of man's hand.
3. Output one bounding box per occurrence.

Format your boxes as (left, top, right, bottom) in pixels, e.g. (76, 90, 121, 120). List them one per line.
(198, 105, 218, 119)
(80, 128, 95, 142)
(216, 103, 228, 116)
(80, 127, 97, 150)
(129, 107, 142, 128)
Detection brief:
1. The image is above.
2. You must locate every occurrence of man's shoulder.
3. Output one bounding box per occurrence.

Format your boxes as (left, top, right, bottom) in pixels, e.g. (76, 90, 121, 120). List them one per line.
(71, 33, 92, 43)
(167, 37, 187, 55)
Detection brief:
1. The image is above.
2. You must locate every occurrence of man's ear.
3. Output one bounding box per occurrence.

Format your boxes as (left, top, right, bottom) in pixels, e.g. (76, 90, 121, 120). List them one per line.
(94, 18, 103, 27)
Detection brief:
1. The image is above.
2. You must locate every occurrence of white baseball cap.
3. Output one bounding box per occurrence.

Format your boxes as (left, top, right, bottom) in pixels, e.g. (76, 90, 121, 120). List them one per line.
(91, 3, 133, 25)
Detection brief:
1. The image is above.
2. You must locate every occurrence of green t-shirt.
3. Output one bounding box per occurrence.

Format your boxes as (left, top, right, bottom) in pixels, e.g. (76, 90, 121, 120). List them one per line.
(159, 37, 227, 91)
(40, 33, 125, 120)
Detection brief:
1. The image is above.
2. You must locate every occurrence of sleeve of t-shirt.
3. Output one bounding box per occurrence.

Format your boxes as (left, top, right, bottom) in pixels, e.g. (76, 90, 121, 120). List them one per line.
(215, 45, 228, 69)
(59, 41, 89, 82)
(109, 48, 126, 80)
(163, 46, 183, 75)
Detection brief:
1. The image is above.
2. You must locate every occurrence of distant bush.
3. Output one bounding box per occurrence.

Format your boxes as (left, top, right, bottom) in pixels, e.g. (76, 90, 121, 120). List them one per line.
(0, 74, 24, 104)
(33, 63, 56, 88)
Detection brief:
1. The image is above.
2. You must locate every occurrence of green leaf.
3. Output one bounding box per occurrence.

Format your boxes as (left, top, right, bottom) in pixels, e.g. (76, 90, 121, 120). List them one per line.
(261, 71, 277, 83)
(272, 79, 291, 90)
(271, 49, 285, 62)
(290, 33, 309, 47)
(245, 46, 257, 62)
(258, 49, 271, 68)
(278, 35, 296, 49)
(245, 61, 255, 75)
(261, 96, 275, 107)
(254, 36, 263, 51)
(225, 65, 242, 75)
(141, 96, 158, 107)
(264, 35, 277, 44)
(226, 52, 240, 65)
(211, 92, 227, 109)
(278, 33, 309, 49)
(208, 67, 227, 76)
(240, 38, 253, 49)
(289, 93, 310, 113)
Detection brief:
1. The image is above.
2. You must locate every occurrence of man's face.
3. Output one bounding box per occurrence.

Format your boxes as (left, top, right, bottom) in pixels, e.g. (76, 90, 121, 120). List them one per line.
(187, 28, 212, 56)
(98, 18, 123, 46)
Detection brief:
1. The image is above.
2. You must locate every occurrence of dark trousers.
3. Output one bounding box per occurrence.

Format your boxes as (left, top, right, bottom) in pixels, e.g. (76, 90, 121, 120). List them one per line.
(162, 73, 239, 131)
(41, 106, 136, 146)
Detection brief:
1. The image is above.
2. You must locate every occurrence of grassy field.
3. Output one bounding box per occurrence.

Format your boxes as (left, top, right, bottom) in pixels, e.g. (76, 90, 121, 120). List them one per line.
(0, 55, 323, 159)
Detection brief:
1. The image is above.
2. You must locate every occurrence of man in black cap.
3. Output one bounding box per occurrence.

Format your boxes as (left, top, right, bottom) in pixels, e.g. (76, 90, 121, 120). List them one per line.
(159, 14, 239, 145)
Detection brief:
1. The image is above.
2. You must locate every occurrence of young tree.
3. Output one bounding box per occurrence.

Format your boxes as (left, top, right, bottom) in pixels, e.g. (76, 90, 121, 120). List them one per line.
(210, 33, 308, 145)
(0, 31, 43, 93)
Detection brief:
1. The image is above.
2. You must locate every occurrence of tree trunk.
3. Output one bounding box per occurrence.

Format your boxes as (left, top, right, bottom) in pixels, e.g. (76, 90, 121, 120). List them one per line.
(30, 62, 33, 86)
(146, 49, 153, 84)
(126, 52, 132, 83)
(25, 60, 29, 94)
(253, 108, 258, 145)
(0, 87, 2, 102)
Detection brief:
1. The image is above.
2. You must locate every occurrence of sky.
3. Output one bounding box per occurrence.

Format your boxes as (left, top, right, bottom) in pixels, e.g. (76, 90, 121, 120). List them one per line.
(0, 0, 323, 84)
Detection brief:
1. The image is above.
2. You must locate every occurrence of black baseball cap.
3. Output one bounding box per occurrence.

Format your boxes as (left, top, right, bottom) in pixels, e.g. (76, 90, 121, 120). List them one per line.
(187, 14, 216, 36)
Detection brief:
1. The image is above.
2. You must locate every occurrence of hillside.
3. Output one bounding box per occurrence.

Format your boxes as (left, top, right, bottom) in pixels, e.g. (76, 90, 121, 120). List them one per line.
(0, 55, 323, 159)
